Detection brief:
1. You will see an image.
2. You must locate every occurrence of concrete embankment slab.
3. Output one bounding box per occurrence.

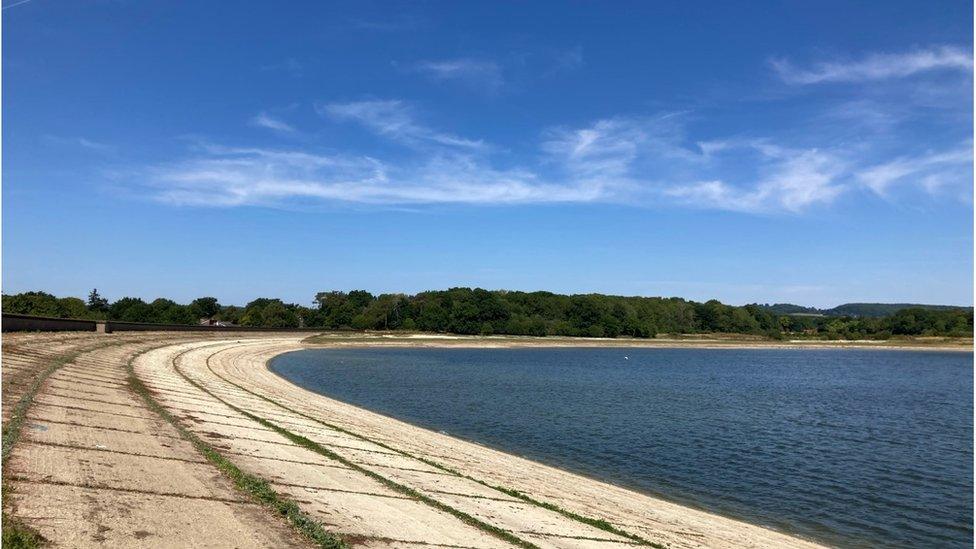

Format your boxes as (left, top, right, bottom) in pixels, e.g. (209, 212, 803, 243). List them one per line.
(2, 334, 309, 548)
(12, 482, 298, 547)
(135, 341, 516, 548)
(209, 338, 828, 549)
(190, 341, 650, 548)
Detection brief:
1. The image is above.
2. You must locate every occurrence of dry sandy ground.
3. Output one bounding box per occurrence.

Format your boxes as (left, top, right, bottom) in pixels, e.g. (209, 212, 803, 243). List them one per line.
(307, 332, 974, 352)
(3, 331, 868, 548)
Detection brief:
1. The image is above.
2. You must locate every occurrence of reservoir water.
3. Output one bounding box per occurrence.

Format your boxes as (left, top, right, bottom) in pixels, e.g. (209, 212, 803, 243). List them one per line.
(270, 347, 973, 548)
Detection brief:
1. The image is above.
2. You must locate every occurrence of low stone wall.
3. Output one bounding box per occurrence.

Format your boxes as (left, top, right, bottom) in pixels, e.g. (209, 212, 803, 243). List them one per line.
(105, 321, 235, 333)
(2, 314, 323, 333)
(1, 314, 97, 332)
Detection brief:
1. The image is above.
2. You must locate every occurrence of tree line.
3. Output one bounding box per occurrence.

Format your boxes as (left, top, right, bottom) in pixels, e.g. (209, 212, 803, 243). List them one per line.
(2, 288, 972, 339)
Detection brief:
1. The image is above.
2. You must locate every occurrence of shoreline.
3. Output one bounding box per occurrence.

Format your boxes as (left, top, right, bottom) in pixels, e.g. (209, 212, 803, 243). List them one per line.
(243, 337, 826, 548)
(265, 346, 824, 547)
(7, 331, 945, 547)
(304, 332, 974, 352)
(275, 335, 971, 546)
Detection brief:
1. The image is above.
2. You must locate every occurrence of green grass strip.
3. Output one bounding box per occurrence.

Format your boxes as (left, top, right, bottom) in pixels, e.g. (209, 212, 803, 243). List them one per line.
(173, 346, 538, 549)
(3, 484, 43, 549)
(1, 514, 44, 549)
(125, 345, 345, 549)
(209, 346, 663, 548)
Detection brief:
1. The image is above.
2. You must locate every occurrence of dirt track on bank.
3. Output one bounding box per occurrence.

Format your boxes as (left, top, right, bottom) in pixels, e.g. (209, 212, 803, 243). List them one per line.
(3, 332, 829, 548)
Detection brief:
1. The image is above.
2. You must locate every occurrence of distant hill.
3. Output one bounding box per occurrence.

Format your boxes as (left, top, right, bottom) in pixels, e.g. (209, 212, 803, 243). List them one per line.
(762, 303, 823, 315)
(760, 302, 972, 318)
(827, 303, 972, 318)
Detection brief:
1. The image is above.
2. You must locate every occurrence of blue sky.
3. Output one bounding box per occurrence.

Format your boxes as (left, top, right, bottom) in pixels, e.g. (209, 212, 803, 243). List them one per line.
(3, 1, 973, 307)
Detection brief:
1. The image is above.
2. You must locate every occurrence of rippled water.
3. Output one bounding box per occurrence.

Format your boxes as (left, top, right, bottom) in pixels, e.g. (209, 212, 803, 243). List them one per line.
(270, 348, 973, 548)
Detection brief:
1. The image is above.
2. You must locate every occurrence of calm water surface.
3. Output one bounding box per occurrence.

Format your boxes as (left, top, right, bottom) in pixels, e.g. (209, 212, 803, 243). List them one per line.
(270, 348, 973, 548)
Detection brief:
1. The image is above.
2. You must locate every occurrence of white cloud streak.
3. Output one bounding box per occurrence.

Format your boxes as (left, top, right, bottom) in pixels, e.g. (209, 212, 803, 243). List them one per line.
(45, 135, 116, 154)
(410, 58, 504, 91)
(76, 138, 116, 153)
(1, 0, 33, 11)
(858, 146, 973, 196)
(666, 146, 845, 213)
(318, 99, 486, 150)
(147, 144, 609, 207)
(772, 46, 973, 84)
(542, 113, 699, 178)
(249, 112, 295, 133)
(141, 95, 971, 213)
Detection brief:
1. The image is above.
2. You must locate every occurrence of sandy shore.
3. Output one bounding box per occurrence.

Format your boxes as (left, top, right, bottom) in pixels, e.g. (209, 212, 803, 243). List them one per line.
(306, 331, 973, 352)
(3, 331, 851, 547)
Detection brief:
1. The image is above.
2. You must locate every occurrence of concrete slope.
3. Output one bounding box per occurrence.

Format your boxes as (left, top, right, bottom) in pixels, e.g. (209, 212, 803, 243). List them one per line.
(2, 333, 309, 548)
(155, 336, 826, 549)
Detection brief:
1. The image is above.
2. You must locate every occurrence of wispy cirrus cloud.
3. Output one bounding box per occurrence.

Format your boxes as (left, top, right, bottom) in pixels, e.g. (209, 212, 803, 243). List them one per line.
(138, 105, 972, 213)
(249, 112, 295, 133)
(771, 45, 973, 84)
(76, 138, 116, 153)
(138, 33, 974, 221)
(1, 0, 33, 11)
(542, 113, 697, 178)
(135, 112, 836, 213)
(409, 58, 504, 91)
(666, 146, 845, 213)
(670, 136, 973, 212)
(318, 99, 486, 150)
(146, 143, 608, 207)
(44, 135, 117, 154)
(542, 120, 641, 178)
(858, 145, 973, 196)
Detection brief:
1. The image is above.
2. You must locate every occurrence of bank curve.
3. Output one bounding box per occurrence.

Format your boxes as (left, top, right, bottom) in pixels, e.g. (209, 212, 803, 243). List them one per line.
(157, 335, 826, 549)
(4, 332, 829, 548)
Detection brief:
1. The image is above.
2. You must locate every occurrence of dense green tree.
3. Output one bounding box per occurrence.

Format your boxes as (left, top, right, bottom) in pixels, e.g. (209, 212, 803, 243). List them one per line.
(3, 289, 971, 341)
(358, 294, 411, 330)
(87, 288, 109, 313)
(260, 301, 300, 328)
(216, 305, 243, 324)
(348, 290, 375, 310)
(3, 291, 62, 317)
(237, 298, 301, 328)
(314, 290, 378, 328)
(109, 297, 154, 322)
(189, 297, 220, 319)
(149, 298, 194, 325)
(58, 297, 89, 319)
(416, 301, 449, 332)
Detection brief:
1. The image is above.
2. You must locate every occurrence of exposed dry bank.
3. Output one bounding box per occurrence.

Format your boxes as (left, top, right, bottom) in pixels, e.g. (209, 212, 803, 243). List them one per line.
(3, 331, 844, 548)
(305, 331, 973, 351)
(2, 332, 310, 548)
